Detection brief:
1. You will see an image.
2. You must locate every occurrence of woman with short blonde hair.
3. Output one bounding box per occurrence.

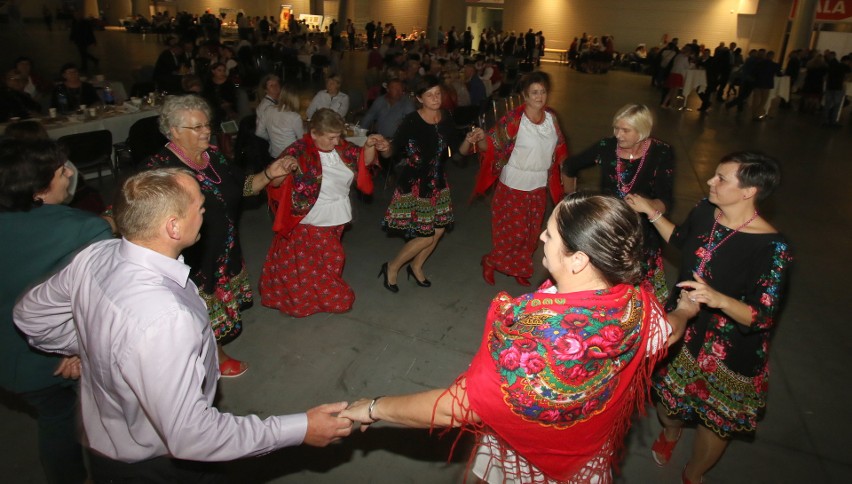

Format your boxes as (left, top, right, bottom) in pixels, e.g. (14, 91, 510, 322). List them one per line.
(562, 103, 675, 302)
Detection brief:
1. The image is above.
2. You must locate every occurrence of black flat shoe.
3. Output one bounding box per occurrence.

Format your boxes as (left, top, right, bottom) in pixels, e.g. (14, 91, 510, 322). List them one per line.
(406, 265, 431, 287)
(378, 262, 399, 293)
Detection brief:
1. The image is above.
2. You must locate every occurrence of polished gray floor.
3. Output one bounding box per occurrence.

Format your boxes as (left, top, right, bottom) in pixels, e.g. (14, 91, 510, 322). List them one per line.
(2, 27, 851, 483)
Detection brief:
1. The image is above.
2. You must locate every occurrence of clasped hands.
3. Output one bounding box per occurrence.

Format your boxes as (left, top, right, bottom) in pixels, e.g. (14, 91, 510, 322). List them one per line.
(302, 399, 378, 447)
(364, 134, 390, 156)
(466, 127, 486, 145)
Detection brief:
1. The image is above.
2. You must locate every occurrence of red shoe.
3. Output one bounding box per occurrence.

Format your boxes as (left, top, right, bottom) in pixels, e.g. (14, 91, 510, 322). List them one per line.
(219, 358, 248, 378)
(682, 465, 704, 484)
(481, 256, 495, 285)
(514, 277, 531, 286)
(651, 428, 682, 466)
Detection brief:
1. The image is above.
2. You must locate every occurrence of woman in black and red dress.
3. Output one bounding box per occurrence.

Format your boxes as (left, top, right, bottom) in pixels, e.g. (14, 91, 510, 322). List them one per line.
(380, 75, 462, 292)
(146, 95, 288, 377)
(627, 152, 792, 484)
(562, 103, 674, 302)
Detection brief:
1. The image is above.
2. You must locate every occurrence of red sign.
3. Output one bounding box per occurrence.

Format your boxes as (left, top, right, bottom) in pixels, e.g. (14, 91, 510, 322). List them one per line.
(791, 0, 852, 22)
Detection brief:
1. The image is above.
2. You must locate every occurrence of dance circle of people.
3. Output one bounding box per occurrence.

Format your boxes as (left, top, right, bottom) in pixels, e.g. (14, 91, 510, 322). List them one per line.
(3, 71, 791, 482)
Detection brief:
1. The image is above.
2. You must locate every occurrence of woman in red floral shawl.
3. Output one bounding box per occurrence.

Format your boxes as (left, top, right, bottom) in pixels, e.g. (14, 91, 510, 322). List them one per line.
(462, 71, 567, 287)
(342, 194, 698, 483)
(259, 109, 389, 317)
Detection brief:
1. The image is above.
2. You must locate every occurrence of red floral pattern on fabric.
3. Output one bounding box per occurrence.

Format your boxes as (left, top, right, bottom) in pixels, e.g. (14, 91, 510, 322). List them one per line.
(484, 182, 546, 278)
(259, 224, 353, 317)
(453, 281, 667, 481)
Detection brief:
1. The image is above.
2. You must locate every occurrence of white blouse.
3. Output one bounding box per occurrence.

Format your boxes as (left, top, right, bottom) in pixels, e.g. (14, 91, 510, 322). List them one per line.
(300, 150, 354, 227)
(499, 112, 558, 192)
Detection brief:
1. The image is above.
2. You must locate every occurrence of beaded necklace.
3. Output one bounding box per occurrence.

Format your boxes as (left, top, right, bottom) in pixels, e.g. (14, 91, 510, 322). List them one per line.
(167, 141, 221, 185)
(615, 138, 649, 195)
(695, 209, 759, 276)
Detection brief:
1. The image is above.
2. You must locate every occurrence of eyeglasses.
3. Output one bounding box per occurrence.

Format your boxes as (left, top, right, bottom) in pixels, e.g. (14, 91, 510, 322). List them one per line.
(180, 123, 212, 132)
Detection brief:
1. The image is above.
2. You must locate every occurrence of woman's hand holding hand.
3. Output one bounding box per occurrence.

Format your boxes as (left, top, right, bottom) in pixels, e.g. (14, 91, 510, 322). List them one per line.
(270, 156, 299, 177)
(339, 398, 375, 432)
(677, 272, 729, 310)
(624, 193, 654, 216)
(466, 128, 485, 145)
(365, 134, 390, 152)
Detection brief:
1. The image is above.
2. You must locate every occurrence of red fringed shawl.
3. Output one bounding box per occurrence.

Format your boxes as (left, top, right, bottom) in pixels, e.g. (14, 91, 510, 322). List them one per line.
(454, 280, 668, 482)
(471, 105, 568, 204)
(267, 134, 374, 236)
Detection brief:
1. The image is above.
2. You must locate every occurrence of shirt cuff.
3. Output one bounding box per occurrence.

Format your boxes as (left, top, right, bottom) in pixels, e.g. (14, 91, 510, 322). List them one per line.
(274, 413, 309, 447)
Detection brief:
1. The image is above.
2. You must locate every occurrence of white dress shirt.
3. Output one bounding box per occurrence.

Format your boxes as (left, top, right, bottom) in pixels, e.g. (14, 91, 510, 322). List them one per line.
(306, 90, 350, 119)
(14, 239, 307, 463)
(300, 150, 354, 226)
(500, 112, 558, 192)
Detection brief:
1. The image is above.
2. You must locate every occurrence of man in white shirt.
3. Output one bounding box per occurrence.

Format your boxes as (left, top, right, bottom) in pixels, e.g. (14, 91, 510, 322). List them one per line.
(306, 75, 350, 119)
(14, 168, 352, 481)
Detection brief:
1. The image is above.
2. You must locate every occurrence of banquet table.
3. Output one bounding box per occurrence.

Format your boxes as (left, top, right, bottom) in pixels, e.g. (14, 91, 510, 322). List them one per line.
(40, 106, 159, 142)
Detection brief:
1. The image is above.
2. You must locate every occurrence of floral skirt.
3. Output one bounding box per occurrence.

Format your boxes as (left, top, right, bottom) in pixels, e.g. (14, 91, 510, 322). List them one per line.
(645, 250, 669, 304)
(653, 348, 766, 438)
(383, 186, 453, 238)
(259, 224, 354, 317)
(484, 182, 546, 279)
(199, 268, 252, 343)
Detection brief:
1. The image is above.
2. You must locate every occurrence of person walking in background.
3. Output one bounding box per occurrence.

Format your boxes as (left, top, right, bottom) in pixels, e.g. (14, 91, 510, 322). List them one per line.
(69, 11, 98, 73)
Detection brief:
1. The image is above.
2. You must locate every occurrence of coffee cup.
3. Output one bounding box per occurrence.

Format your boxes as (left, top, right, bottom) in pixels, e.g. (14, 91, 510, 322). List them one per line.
(48, 108, 57, 118)
(79, 104, 87, 112)
(88, 108, 97, 118)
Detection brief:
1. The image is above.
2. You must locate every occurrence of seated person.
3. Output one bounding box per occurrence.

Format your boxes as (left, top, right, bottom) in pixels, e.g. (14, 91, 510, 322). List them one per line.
(0, 69, 42, 121)
(306, 74, 349, 119)
(50, 63, 100, 113)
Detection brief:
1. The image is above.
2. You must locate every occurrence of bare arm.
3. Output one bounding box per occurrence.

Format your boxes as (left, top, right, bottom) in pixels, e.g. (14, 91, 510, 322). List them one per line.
(340, 379, 480, 431)
(625, 193, 676, 243)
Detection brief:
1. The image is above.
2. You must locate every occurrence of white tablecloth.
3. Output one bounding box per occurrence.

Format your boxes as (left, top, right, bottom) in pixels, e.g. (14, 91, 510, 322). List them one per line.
(764, 76, 791, 111)
(45, 108, 159, 142)
(683, 69, 707, 97)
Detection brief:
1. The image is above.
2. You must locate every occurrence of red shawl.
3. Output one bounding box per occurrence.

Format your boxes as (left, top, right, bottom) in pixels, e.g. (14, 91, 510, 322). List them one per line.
(471, 105, 568, 204)
(449, 280, 667, 481)
(267, 134, 374, 236)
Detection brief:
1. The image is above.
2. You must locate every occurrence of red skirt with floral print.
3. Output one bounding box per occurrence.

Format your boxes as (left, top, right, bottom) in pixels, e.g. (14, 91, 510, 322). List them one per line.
(260, 224, 354, 317)
(483, 182, 547, 279)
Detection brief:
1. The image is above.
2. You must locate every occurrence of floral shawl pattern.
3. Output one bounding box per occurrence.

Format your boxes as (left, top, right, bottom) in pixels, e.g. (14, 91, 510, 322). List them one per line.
(267, 133, 373, 236)
(454, 280, 668, 481)
(472, 105, 568, 204)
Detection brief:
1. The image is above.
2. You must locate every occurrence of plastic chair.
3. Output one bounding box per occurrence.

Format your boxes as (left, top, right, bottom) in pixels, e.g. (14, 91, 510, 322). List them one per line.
(58, 130, 114, 180)
(114, 116, 167, 172)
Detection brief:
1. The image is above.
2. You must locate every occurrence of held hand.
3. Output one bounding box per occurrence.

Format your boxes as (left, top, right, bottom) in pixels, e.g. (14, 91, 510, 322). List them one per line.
(624, 194, 654, 215)
(677, 272, 727, 309)
(54, 356, 81, 380)
(303, 402, 353, 447)
(373, 136, 391, 152)
(270, 156, 299, 177)
(339, 398, 374, 432)
(466, 128, 484, 144)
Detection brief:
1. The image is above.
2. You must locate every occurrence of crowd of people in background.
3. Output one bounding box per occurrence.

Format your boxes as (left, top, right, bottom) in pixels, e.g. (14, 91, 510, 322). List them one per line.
(0, 8, 845, 483)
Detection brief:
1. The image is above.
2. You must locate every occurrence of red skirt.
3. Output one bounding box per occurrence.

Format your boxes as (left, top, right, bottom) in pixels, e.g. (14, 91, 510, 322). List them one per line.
(259, 224, 354, 317)
(483, 182, 546, 279)
(665, 73, 684, 89)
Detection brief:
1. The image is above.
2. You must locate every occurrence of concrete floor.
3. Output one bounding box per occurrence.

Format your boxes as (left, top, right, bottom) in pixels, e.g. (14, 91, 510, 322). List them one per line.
(2, 27, 852, 483)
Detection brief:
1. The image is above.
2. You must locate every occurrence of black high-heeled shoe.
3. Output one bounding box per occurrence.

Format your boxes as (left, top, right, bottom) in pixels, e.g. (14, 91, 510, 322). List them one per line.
(378, 262, 399, 293)
(406, 265, 431, 287)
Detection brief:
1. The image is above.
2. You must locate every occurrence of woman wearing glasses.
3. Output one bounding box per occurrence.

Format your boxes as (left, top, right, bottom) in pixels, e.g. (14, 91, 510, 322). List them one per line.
(145, 95, 289, 377)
